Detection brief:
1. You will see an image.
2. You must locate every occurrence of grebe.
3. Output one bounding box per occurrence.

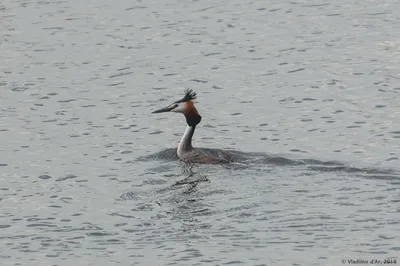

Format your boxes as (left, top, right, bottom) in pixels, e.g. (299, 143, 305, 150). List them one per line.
(152, 89, 232, 164)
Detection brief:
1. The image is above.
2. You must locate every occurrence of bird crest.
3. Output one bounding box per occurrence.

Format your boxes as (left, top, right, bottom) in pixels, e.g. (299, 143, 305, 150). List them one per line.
(174, 89, 197, 103)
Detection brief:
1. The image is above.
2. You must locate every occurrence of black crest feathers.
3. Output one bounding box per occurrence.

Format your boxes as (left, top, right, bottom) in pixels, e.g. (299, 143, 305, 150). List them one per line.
(175, 89, 197, 103)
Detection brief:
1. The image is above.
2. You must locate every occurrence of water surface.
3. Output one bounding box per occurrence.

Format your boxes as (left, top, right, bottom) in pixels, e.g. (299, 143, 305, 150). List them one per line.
(1, 0, 400, 265)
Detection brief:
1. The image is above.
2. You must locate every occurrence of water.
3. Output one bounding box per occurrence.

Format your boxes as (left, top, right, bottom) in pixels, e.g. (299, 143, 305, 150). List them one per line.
(1, 0, 400, 265)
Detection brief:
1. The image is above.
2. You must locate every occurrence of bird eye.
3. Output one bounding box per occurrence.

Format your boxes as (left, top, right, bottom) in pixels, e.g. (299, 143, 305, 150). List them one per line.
(174, 104, 178, 108)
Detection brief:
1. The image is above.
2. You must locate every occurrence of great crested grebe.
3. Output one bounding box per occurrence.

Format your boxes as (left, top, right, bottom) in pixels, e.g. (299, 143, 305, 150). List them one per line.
(152, 89, 232, 164)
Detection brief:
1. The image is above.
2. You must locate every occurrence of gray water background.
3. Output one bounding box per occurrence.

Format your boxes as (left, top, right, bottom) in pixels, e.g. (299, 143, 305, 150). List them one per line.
(1, 0, 400, 265)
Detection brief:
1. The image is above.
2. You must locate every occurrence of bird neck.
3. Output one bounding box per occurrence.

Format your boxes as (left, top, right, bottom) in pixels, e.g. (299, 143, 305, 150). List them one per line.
(179, 125, 196, 151)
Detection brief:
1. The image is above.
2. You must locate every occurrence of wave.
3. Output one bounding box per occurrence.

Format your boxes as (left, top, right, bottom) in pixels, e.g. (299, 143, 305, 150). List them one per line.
(138, 148, 400, 181)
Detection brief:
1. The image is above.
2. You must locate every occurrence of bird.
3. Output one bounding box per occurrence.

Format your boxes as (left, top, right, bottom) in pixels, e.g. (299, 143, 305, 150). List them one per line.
(152, 89, 232, 164)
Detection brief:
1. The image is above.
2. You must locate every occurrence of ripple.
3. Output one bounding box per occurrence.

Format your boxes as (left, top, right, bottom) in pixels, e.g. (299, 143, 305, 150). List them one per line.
(1, 0, 400, 265)
(38, 175, 52, 179)
(55, 175, 77, 182)
(287, 68, 305, 73)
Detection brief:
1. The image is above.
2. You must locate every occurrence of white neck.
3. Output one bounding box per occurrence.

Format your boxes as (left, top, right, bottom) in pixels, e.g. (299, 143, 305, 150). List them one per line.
(178, 125, 195, 151)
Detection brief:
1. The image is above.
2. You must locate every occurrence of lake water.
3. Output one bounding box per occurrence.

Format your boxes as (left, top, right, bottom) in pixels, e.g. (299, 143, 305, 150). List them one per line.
(1, 0, 400, 265)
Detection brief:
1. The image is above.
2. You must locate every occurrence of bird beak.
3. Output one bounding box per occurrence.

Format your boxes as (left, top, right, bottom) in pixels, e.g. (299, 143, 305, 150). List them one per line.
(151, 104, 175, 114)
